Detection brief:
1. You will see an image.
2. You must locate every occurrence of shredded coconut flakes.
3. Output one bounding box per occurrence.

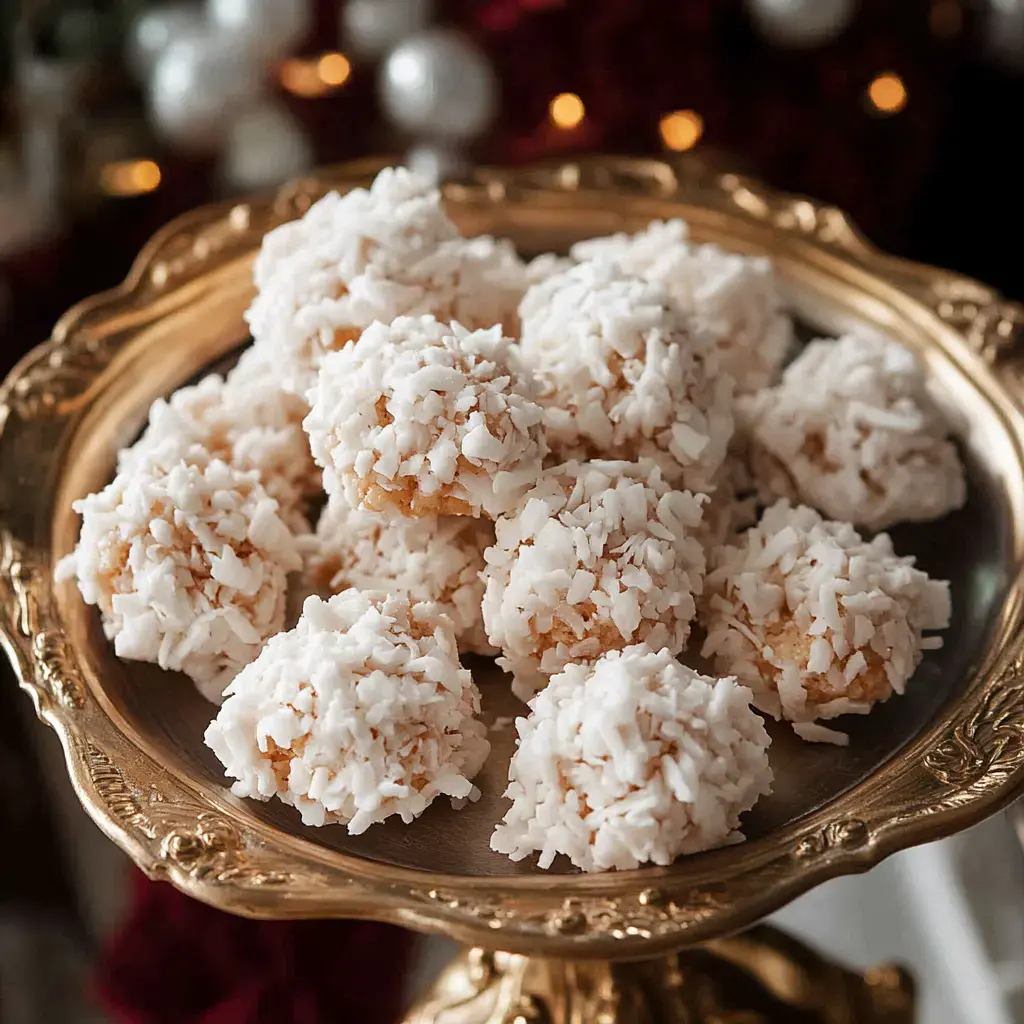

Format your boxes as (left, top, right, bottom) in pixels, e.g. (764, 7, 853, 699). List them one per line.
(518, 260, 734, 493)
(481, 459, 707, 699)
(741, 332, 967, 531)
(304, 315, 545, 519)
(305, 499, 495, 655)
(491, 645, 773, 872)
(700, 499, 951, 741)
(571, 219, 792, 393)
(204, 590, 489, 833)
(246, 168, 533, 393)
(55, 448, 301, 702)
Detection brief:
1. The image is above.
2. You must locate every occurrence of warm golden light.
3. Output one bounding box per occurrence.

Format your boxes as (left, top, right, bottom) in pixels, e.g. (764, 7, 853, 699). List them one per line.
(660, 109, 703, 152)
(550, 93, 585, 129)
(318, 52, 351, 87)
(929, 0, 962, 38)
(98, 159, 162, 197)
(280, 53, 351, 98)
(867, 72, 907, 115)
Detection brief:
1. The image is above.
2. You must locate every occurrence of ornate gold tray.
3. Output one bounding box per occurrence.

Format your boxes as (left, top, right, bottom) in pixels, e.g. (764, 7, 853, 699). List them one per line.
(3, 158, 1024, 991)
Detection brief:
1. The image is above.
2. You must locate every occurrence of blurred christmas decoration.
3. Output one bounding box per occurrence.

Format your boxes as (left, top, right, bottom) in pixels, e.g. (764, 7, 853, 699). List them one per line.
(984, 0, 1024, 71)
(125, 2, 205, 81)
(220, 100, 314, 190)
(342, 0, 434, 57)
(747, 0, 855, 47)
(208, 0, 313, 60)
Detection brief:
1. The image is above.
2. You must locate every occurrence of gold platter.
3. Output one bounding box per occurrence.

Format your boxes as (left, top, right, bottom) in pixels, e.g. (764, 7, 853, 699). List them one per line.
(3, 157, 1024, 990)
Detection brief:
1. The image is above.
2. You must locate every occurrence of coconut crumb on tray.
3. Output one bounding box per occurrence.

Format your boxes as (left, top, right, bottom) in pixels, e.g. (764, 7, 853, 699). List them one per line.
(491, 645, 773, 872)
(481, 459, 707, 699)
(245, 168, 533, 394)
(304, 315, 545, 519)
(700, 500, 950, 742)
(518, 259, 734, 494)
(306, 498, 495, 655)
(120, 345, 318, 532)
(741, 331, 966, 532)
(570, 219, 792, 393)
(204, 590, 489, 833)
(56, 447, 301, 703)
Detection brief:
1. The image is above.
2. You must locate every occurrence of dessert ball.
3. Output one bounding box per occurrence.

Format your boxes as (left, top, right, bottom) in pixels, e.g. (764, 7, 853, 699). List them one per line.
(204, 591, 489, 833)
(491, 645, 773, 872)
(481, 459, 706, 699)
(742, 332, 967, 532)
(701, 500, 951, 744)
(304, 316, 545, 519)
(307, 499, 495, 655)
(56, 450, 301, 702)
(246, 168, 532, 393)
(571, 219, 792, 392)
(120, 346, 317, 531)
(518, 260, 733, 493)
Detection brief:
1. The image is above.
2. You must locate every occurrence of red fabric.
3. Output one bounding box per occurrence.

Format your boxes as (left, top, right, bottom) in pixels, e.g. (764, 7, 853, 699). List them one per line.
(95, 872, 415, 1024)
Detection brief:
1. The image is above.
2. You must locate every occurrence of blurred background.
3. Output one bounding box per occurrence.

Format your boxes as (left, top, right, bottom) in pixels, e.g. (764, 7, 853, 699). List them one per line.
(2, 1, 1024, 1022)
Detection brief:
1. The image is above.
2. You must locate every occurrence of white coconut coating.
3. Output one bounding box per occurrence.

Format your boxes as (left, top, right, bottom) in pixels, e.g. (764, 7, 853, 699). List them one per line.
(204, 591, 489, 833)
(490, 645, 773, 872)
(571, 219, 792, 392)
(741, 332, 967, 532)
(306, 499, 495, 656)
(481, 459, 707, 699)
(55, 450, 301, 702)
(701, 500, 951, 744)
(245, 168, 533, 393)
(120, 346, 317, 531)
(304, 316, 545, 519)
(518, 260, 733, 493)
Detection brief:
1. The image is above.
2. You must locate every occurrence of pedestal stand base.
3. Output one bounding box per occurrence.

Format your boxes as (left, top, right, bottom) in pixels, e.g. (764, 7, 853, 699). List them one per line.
(403, 925, 914, 1024)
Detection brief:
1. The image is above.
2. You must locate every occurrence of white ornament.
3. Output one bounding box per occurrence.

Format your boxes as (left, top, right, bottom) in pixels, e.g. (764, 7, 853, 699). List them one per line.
(405, 142, 466, 184)
(207, 0, 312, 60)
(149, 34, 265, 151)
(381, 29, 497, 140)
(342, 0, 434, 59)
(986, 0, 1024, 72)
(125, 2, 206, 82)
(747, 0, 854, 48)
(220, 101, 313, 191)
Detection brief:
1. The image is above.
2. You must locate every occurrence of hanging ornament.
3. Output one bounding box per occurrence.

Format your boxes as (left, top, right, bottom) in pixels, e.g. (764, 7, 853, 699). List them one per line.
(985, 0, 1024, 71)
(149, 34, 265, 151)
(207, 0, 312, 61)
(125, 3, 206, 82)
(220, 100, 313, 191)
(747, 0, 855, 48)
(381, 29, 497, 140)
(341, 0, 434, 59)
(405, 142, 467, 184)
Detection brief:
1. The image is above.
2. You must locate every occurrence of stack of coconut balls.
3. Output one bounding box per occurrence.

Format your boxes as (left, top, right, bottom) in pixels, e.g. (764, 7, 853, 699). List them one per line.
(57, 168, 961, 873)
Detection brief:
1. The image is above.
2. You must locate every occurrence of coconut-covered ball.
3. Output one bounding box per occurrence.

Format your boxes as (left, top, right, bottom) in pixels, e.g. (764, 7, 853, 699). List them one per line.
(204, 590, 489, 833)
(481, 459, 707, 699)
(55, 449, 301, 702)
(518, 260, 733, 493)
(701, 500, 951, 744)
(246, 168, 532, 394)
(742, 332, 966, 532)
(120, 346, 317, 531)
(571, 219, 792, 393)
(491, 645, 773, 872)
(307, 499, 495, 655)
(304, 315, 545, 519)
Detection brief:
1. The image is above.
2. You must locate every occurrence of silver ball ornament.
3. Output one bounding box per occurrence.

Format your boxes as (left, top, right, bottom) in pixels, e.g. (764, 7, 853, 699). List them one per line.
(220, 101, 313, 191)
(405, 143, 467, 185)
(126, 2, 206, 82)
(985, 0, 1024, 72)
(747, 0, 854, 48)
(342, 0, 434, 59)
(207, 0, 312, 61)
(381, 29, 497, 141)
(149, 34, 265, 151)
